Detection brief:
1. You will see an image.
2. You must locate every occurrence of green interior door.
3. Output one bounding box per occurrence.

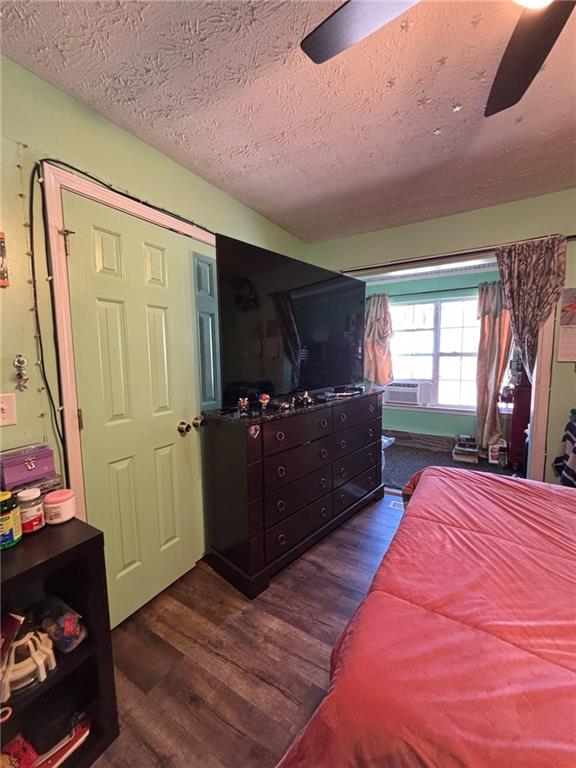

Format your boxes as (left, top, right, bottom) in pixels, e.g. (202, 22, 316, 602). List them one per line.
(63, 191, 213, 627)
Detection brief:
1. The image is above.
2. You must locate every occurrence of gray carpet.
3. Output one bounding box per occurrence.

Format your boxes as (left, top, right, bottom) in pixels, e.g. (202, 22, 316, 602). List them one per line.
(382, 443, 515, 490)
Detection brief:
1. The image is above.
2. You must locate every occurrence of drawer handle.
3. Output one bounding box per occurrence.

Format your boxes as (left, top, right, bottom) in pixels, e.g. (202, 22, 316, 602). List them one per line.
(367, 475, 374, 486)
(368, 453, 374, 463)
(278, 533, 287, 547)
(320, 448, 328, 459)
(369, 404, 375, 414)
(320, 418, 328, 428)
(339, 467, 346, 477)
(339, 493, 346, 504)
(339, 440, 347, 450)
(276, 430, 285, 442)
(368, 429, 374, 439)
(320, 507, 329, 519)
(276, 500, 286, 512)
(339, 413, 347, 423)
(319, 477, 328, 489)
(277, 465, 287, 478)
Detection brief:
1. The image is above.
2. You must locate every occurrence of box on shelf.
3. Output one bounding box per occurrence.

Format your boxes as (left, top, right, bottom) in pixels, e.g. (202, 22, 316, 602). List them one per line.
(0, 444, 56, 490)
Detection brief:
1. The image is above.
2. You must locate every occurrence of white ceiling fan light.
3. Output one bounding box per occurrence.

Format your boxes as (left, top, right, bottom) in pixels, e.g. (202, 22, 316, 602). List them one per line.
(514, 0, 554, 9)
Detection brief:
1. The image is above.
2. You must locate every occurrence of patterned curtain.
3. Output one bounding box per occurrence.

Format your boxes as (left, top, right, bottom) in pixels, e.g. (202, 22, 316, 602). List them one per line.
(476, 281, 512, 449)
(270, 290, 301, 389)
(495, 235, 566, 382)
(364, 294, 394, 386)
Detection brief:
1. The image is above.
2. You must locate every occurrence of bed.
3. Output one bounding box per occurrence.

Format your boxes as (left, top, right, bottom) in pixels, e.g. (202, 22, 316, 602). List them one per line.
(277, 466, 576, 768)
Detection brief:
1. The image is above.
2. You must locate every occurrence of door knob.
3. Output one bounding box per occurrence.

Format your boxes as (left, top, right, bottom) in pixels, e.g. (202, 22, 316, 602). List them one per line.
(192, 416, 205, 429)
(178, 421, 192, 435)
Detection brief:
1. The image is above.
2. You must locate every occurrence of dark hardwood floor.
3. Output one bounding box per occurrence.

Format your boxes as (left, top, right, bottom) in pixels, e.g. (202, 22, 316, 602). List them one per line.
(95, 493, 403, 768)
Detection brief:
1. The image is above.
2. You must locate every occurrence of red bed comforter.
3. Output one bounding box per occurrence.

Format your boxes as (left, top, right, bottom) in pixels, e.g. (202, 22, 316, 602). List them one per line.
(277, 467, 576, 768)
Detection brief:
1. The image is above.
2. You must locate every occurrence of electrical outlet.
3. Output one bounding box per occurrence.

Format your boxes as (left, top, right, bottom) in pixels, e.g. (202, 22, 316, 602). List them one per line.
(0, 394, 17, 426)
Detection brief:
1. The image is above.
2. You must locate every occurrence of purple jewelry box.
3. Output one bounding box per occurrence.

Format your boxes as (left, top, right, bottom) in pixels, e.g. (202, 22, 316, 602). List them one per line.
(0, 443, 56, 490)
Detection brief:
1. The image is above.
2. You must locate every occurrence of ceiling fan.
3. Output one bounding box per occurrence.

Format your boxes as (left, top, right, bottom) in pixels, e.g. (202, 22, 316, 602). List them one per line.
(300, 0, 575, 117)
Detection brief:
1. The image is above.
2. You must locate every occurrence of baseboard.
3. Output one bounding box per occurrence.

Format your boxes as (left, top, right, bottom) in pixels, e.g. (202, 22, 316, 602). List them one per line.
(382, 430, 454, 454)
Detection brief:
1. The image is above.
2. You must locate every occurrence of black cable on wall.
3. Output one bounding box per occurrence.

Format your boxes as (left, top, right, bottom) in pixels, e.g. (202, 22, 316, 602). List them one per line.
(28, 161, 68, 482)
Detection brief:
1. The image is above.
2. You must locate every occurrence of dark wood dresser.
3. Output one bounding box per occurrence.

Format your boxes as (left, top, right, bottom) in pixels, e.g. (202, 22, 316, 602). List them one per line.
(202, 389, 384, 597)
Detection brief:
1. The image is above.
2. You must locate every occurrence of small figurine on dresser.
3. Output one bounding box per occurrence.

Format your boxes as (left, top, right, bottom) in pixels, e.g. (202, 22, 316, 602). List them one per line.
(237, 397, 249, 416)
(259, 393, 270, 410)
(295, 391, 313, 407)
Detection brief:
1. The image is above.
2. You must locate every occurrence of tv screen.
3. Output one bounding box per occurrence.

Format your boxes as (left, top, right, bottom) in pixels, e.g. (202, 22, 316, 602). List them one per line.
(216, 236, 365, 408)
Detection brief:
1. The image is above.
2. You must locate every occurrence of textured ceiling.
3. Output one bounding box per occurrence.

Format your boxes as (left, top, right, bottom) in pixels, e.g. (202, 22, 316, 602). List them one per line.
(2, 0, 575, 242)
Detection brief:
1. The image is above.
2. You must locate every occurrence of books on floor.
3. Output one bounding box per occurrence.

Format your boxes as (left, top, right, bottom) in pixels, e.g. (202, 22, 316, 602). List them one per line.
(453, 435, 479, 464)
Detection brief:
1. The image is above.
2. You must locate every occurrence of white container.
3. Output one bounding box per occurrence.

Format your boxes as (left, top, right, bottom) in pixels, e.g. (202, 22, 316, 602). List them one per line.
(17, 487, 45, 534)
(44, 488, 75, 524)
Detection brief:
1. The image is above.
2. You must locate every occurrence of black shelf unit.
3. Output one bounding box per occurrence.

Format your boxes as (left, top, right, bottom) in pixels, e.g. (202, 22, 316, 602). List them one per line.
(1, 519, 119, 765)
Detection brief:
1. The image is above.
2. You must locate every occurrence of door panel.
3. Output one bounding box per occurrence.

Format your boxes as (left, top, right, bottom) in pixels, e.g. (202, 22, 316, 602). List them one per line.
(193, 253, 221, 411)
(63, 192, 208, 627)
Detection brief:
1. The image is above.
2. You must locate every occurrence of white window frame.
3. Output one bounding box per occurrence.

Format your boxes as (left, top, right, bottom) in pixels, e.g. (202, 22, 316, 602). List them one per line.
(390, 295, 479, 411)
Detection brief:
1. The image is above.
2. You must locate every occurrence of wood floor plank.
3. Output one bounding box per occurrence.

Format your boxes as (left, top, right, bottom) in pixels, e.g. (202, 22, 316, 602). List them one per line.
(152, 655, 291, 766)
(232, 610, 331, 689)
(137, 593, 311, 730)
(112, 621, 183, 693)
(102, 682, 226, 768)
(95, 495, 403, 768)
(166, 563, 250, 628)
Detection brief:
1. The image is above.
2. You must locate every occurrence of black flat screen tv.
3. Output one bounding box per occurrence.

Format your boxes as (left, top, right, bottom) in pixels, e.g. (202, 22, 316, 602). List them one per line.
(216, 235, 365, 408)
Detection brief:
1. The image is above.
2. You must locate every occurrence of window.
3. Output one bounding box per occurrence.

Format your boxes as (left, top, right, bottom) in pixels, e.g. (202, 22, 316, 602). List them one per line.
(389, 297, 480, 408)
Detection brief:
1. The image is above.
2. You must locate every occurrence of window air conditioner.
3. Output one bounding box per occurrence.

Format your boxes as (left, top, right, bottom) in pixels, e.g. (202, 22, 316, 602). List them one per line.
(383, 381, 431, 406)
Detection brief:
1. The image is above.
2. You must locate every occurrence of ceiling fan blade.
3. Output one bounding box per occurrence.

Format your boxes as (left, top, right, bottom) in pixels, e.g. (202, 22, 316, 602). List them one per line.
(485, 0, 576, 117)
(301, 0, 419, 64)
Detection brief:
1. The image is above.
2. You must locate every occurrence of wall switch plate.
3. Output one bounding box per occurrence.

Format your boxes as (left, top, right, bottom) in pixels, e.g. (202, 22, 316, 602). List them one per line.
(0, 394, 17, 426)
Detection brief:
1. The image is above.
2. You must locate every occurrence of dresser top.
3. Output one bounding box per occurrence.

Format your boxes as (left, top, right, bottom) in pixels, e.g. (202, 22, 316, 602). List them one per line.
(203, 387, 383, 427)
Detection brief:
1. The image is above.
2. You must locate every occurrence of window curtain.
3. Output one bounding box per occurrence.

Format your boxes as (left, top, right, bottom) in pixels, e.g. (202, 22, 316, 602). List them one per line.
(364, 293, 394, 386)
(476, 281, 512, 449)
(495, 235, 567, 382)
(270, 290, 301, 390)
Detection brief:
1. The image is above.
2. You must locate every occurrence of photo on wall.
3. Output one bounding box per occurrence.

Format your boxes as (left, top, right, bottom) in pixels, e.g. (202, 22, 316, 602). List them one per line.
(558, 287, 576, 362)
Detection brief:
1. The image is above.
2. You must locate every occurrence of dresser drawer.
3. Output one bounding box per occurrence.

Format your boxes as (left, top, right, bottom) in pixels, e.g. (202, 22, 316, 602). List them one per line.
(264, 435, 332, 490)
(332, 417, 380, 459)
(263, 410, 332, 456)
(265, 494, 332, 564)
(333, 393, 381, 432)
(333, 441, 379, 489)
(332, 465, 382, 515)
(265, 466, 333, 528)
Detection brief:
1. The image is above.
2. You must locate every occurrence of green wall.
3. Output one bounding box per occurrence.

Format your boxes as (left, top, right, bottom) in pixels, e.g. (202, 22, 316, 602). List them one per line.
(382, 407, 477, 438)
(0, 56, 306, 458)
(308, 189, 576, 271)
(308, 191, 576, 477)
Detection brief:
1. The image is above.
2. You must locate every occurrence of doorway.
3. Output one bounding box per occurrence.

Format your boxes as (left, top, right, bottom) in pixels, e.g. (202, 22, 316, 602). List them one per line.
(361, 258, 531, 490)
(44, 165, 217, 626)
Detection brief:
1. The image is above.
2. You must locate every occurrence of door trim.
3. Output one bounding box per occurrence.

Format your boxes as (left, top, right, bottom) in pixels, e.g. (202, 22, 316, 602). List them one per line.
(527, 308, 555, 481)
(43, 163, 216, 520)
